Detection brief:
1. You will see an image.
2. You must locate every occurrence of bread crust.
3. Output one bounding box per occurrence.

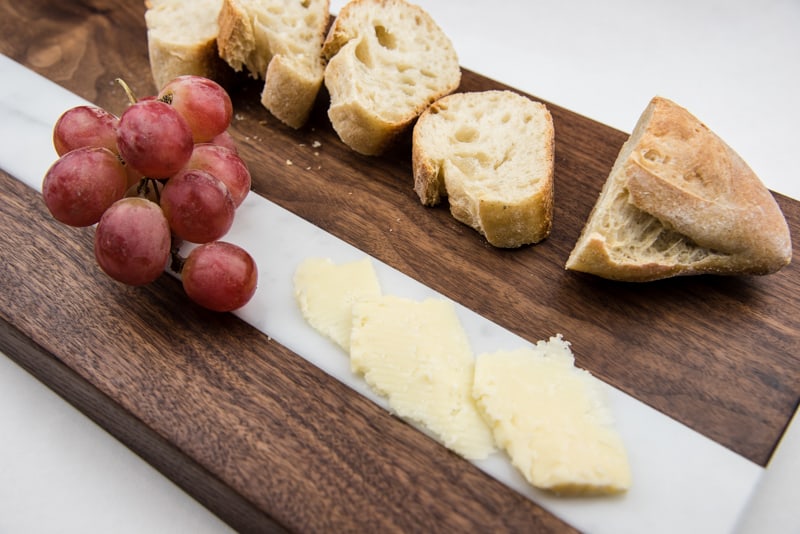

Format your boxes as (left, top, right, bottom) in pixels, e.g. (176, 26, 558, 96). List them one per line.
(566, 96, 792, 281)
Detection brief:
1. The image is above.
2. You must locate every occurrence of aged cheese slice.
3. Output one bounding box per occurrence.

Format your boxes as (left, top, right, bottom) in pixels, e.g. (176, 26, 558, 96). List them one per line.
(293, 257, 381, 351)
(473, 336, 631, 495)
(350, 296, 496, 460)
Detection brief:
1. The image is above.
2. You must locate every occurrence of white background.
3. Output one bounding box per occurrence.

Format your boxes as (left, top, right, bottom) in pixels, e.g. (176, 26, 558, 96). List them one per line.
(2, 0, 798, 532)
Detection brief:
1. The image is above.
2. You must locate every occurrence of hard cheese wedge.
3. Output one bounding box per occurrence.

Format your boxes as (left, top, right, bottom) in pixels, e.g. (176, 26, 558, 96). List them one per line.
(473, 336, 632, 495)
(350, 296, 496, 460)
(293, 257, 382, 351)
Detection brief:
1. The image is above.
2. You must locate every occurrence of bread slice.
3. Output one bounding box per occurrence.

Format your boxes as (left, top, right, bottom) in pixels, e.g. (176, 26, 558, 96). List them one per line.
(144, 0, 230, 90)
(321, 0, 461, 155)
(412, 90, 554, 248)
(566, 96, 792, 281)
(216, 0, 330, 128)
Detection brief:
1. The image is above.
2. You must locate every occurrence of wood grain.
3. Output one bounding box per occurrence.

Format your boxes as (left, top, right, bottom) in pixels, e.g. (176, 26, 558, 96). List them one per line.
(1, 0, 799, 530)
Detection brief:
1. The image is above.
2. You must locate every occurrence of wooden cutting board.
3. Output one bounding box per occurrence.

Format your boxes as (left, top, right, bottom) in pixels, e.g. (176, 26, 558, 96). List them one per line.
(1, 1, 798, 531)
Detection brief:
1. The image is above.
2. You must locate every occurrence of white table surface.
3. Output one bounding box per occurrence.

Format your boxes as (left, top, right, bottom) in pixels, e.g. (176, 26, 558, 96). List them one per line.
(2, 1, 798, 532)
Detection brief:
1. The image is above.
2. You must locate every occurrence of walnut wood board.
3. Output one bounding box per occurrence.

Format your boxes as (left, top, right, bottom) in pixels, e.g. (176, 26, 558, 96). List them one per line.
(1, 1, 798, 532)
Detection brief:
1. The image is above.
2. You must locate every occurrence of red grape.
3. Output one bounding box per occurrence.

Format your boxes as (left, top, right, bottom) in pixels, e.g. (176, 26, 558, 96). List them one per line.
(116, 99, 193, 178)
(94, 197, 171, 286)
(210, 130, 238, 153)
(42, 147, 128, 227)
(181, 241, 257, 312)
(53, 105, 119, 156)
(160, 169, 235, 243)
(158, 75, 233, 143)
(184, 144, 251, 207)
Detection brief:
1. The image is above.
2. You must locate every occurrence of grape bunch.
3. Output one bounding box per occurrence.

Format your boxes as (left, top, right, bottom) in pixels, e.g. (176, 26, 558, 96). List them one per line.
(42, 75, 258, 312)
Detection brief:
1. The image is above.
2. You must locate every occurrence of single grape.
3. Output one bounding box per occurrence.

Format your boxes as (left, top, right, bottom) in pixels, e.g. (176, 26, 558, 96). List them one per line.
(94, 197, 171, 286)
(53, 105, 119, 156)
(158, 75, 233, 143)
(210, 130, 238, 154)
(181, 241, 257, 312)
(116, 99, 193, 178)
(184, 144, 251, 207)
(42, 147, 129, 227)
(160, 169, 235, 244)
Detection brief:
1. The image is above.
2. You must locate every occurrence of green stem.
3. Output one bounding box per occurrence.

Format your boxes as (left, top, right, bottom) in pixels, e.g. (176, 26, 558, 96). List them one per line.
(115, 78, 138, 105)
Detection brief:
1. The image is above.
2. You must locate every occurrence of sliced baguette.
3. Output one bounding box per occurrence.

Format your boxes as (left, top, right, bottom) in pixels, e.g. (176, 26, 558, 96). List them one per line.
(412, 90, 554, 248)
(144, 0, 230, 90)
(321, 0, 460, 155)
(216, 0, 330, 128)
(566, 96, 792, 281)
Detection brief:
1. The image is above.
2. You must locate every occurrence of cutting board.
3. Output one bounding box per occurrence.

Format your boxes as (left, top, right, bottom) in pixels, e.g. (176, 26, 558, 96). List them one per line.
(1, 1, 798, 532)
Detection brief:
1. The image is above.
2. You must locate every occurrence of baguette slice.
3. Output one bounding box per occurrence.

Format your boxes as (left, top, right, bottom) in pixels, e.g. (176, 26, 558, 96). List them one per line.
(144, 0, 230, 90)
(412, 90, 554, 248)
(216, 0, 330, 128)
(321, 0, 460, 155)
(566, 96, 792, 281)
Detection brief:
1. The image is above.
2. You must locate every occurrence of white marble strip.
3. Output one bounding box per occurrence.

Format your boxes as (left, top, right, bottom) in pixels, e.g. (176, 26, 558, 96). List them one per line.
(0, 53, 765, 534)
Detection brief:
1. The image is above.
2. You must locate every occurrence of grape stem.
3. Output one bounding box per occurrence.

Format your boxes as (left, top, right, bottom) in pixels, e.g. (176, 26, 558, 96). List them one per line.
(136, 178, 163, 203)
(170, 244, 186, 274)
(115, 78, 138, 105)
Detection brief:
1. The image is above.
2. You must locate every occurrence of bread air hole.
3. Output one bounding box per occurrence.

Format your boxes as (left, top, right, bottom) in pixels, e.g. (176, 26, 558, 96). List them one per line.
(355, 39, 373, 68)
(374, 24, 396, 49)
(642, 148, 670, 164)
(455, 126, 479, 143)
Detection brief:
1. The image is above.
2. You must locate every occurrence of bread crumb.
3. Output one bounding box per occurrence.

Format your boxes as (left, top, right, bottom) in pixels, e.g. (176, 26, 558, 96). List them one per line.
(235, 113, 245, 121)
(286, 159, 293, 166)
(312, 140, 321, 148)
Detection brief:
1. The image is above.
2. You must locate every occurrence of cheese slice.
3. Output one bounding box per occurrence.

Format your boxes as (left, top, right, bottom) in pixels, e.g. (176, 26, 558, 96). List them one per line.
(293, 257, 381, 351)
(473, 336, 632, 495)
(350, 296, 496, 460)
